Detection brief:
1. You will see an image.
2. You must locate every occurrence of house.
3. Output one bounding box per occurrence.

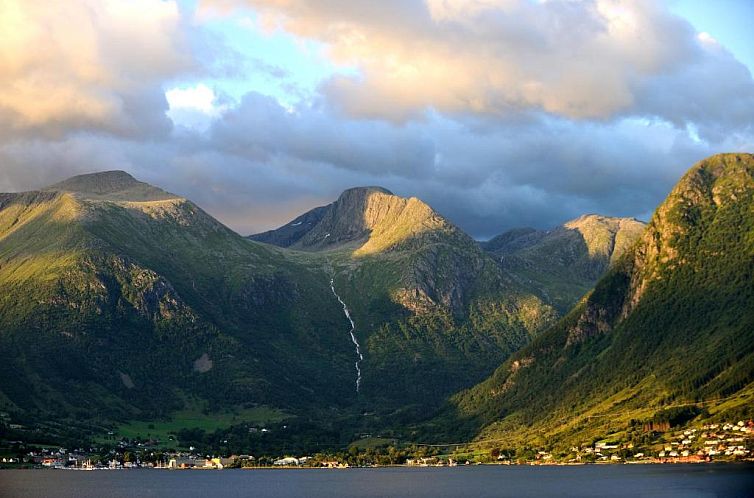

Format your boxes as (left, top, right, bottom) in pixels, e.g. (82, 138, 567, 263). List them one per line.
(595, 442, 619, 450)
(273, 457, 299, 466)
(203, 458, 223, 469)
(168, 457, 198, 469)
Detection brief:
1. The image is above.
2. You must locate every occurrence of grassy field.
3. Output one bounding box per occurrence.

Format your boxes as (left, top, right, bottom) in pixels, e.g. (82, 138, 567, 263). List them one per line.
(107, 406, 287, 447)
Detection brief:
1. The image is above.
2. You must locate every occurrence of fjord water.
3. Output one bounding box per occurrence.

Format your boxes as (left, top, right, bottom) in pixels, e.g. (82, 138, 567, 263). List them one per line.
(2, 465, 753, 498)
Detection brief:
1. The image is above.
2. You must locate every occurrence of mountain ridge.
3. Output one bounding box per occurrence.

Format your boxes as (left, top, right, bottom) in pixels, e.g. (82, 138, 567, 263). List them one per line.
(0, 172, 561, 449)
(249, 186, 467, 255)
(482, 213, 646, 312)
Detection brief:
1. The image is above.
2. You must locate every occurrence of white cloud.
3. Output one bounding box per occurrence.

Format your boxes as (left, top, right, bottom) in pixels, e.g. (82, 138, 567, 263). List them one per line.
(167, 84, 222, 115)
(166, 83, 229, 130)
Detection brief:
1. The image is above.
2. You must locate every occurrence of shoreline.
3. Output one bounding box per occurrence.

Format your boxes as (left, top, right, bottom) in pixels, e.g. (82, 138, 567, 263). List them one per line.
(4, 459, 753, 471)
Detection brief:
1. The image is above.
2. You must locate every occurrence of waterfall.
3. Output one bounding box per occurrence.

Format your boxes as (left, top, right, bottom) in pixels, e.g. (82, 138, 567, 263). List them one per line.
(330, 278, 363, 393)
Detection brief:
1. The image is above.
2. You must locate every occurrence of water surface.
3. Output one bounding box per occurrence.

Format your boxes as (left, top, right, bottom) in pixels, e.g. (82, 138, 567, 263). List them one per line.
(1, 464, 752, 497)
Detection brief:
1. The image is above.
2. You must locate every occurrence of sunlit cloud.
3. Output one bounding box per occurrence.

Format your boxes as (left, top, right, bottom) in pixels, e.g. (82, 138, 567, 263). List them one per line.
(167, 84, 222, 115)
(0, 0, 195, 138)
(166, 83, 229, 130)
(209, 0, 754, 132)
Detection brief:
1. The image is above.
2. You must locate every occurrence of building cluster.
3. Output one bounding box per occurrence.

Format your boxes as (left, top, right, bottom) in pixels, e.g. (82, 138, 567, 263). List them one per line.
(573, 420, 753, 464)
(695, 421, 753, 458)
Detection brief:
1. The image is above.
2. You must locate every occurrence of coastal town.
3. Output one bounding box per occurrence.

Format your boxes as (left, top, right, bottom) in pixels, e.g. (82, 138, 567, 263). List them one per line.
(3, 420, 752, 470)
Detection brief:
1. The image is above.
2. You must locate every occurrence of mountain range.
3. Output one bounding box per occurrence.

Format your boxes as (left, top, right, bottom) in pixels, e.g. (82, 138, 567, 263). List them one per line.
(1, 152, 751, 454)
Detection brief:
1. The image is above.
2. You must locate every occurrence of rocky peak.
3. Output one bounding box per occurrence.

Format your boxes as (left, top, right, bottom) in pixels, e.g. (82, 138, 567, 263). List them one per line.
(563, 214, 646, 263)
(251, 186, 460, 253)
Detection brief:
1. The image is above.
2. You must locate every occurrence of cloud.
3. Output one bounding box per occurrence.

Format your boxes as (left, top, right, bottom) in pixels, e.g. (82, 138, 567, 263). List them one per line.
(0, 0, 752, 240)
(0, 0, 195, 138)
(210, 92, 437, 178)
(166, 83, 230, 130)
(210, 0, 754, 135)
(0, 98, 748, 239)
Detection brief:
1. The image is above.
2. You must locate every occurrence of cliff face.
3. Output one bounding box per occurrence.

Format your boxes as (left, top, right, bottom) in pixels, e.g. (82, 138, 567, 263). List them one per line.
(552, 153, 754, 349)
(621, 153, 754, 318)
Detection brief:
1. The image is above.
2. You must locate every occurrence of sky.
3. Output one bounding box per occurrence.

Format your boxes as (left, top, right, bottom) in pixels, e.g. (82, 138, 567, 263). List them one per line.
(0, 0, 752, 239)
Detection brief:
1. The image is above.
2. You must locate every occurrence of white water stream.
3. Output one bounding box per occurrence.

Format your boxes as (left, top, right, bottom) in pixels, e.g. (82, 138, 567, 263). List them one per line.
(330, 278, 363, 393)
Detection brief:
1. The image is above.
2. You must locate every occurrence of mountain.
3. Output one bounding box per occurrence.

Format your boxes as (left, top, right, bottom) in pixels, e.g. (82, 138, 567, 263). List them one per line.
(482, 215, 646, 312)
(0, 174, 560, 447)
(0, 171, 363, 441)
(250, 186, 559, 414)
(44, 170, 176, 201)
(441, 153, 754, 452)
(250, 186, 467, 255)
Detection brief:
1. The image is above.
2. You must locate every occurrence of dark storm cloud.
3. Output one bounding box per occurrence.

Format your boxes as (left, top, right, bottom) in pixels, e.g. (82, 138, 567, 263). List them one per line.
(211, 92, 437, 178)
(1, 97, 730, 239)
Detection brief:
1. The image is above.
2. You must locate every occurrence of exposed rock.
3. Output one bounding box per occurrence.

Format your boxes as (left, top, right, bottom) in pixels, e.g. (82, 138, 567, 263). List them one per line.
(248, 186, 461, 253)
(119, 372, 135, 389)
(193, 353, 213, 373)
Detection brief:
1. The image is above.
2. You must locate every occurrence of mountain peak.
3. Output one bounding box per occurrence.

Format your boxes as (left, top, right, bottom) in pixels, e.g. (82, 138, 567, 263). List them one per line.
(338, 186, 394, 198)
(250, 186, 458, 252)
(46, 170, 177, 202)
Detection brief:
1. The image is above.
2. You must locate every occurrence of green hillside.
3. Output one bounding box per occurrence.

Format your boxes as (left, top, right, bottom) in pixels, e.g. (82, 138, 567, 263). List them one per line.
(0, 173, 357, 443)
(439, 153, 754, 453)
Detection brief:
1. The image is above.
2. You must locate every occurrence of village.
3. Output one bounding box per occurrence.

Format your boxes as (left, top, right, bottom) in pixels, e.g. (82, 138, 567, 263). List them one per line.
(527, 420, 754, 465)
(3, 419, 752, 470)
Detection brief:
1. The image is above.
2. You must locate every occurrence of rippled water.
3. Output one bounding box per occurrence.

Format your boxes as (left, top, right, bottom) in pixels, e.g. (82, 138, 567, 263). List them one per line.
(1, 464, 753, 498)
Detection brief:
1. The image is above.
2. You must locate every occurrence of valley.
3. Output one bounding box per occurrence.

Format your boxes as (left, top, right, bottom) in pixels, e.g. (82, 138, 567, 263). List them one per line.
(1, 153, 752, 468)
